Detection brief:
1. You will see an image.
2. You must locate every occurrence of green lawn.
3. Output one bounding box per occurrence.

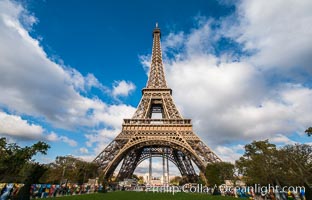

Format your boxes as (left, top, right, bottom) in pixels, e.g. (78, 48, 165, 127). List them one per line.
(56, 192, 238, 200)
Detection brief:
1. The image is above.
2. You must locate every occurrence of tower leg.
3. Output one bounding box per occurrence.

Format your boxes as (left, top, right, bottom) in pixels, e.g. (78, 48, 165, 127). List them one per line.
(162, 148, 165, 185)
(149, 151, 152, 184)
(166, 148, 169, 185)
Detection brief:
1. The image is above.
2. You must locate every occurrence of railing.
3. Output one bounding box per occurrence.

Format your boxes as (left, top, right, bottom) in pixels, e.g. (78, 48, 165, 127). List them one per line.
(123, 119, 191, 125)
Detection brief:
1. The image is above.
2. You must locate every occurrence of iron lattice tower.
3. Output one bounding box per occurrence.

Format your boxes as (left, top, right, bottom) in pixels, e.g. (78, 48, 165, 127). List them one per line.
(94, 24, 221, 182)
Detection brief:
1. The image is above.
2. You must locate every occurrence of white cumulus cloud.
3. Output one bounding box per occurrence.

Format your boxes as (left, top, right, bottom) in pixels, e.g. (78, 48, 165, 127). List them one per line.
(46, 132, 77, 147)
(112, 80, 136, 97)
(0, 111, 43, 140)
(79, 147, 89, 154)
(224, 0, 312, 72)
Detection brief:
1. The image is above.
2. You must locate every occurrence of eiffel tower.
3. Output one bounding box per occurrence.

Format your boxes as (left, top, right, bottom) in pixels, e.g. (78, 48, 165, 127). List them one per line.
(94, 24, 221, 182)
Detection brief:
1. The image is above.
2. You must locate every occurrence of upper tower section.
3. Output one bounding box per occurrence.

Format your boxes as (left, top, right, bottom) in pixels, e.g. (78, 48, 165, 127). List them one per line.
(145, 23, 168, 89)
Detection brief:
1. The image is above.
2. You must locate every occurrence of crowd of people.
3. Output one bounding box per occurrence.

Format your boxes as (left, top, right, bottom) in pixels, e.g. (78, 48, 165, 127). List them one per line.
(0, 183, 103, 200)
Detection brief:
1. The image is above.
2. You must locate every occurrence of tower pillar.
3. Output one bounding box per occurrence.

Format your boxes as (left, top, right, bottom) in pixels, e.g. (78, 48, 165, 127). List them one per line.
(166, 148, 169, 185)
(149, 150, 152, 184)
(162, 148, 165, 184)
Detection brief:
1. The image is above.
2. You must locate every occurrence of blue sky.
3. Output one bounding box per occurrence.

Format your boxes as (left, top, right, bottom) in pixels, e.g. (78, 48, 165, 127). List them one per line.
(0, 0, 312, 176)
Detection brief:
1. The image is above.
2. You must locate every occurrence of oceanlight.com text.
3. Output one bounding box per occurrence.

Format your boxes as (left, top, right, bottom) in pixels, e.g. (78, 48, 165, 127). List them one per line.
(145, 184, 305, 195)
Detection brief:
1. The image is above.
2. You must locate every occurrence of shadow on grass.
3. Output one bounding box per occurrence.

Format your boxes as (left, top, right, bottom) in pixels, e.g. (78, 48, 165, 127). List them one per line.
(56, 191, 238, 200)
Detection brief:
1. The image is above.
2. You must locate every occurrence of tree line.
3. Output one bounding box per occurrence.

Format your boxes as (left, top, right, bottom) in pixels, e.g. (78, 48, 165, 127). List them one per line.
(205, 140, 311, 199)
(205, 141, 311, 187)
(0, 138, 99, 185)
(0, 137, 99, 199)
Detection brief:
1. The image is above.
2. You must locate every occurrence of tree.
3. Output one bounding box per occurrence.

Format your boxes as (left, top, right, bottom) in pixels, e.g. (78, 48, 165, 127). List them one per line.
(276, 144, 312, 200)
(236, 139, 312, 194)
(137, 176, 144, 185)
(279, 144, 312, 185)
(40, 155, 99, 184)
(16, 163, 47, 200)
(235, 140, 279, 185)
(132, 174, 139, 180)
(306, 127, 312, 136)
(0, 137, 50, 182)
(170, 176, 182, 185)
(205, 162, 235, 186)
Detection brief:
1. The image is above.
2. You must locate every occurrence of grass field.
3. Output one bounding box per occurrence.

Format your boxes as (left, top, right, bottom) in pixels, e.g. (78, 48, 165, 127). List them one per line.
(56, 192, 239, 200)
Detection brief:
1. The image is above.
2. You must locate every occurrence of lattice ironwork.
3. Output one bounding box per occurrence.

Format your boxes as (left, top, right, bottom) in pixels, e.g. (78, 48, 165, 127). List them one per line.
(146, 26, 167, 89)
(115, 146, 198, 181)
(93, 24, 221, 181)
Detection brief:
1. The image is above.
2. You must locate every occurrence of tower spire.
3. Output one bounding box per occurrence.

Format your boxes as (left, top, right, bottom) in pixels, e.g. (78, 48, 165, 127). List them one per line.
(146, 24, 167, 89)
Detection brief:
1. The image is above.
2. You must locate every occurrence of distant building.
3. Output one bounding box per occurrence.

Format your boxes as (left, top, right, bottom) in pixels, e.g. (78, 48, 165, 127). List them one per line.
(88, 177, 99, 185)
(118, 178, 137, 188)
(225, 179, 246, 187)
